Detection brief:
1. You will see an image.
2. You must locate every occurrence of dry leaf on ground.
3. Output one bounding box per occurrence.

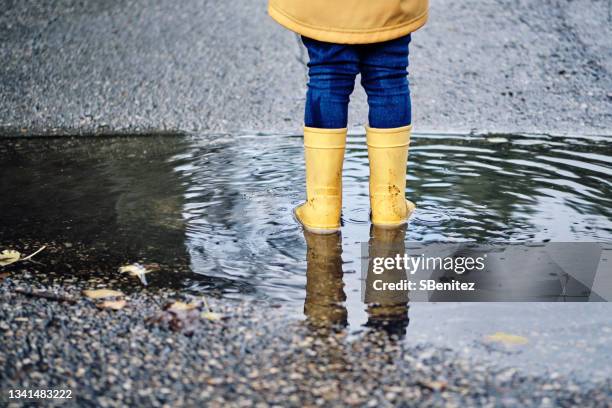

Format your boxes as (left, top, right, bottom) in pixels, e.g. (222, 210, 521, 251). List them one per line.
(167, 301, 198, 312)
(485, 332, 528, 346)
(201, 311, 222, 321)
(83, 289, 124, 299)
(148, 302, 200, 334)
(147, 297, 222, 334)
(418, 380, 448, 392)
(97, 299, 127, 310)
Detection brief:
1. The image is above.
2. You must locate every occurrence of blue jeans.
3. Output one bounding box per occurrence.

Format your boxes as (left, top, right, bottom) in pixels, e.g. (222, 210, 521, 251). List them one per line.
(303, 35, 411, 129)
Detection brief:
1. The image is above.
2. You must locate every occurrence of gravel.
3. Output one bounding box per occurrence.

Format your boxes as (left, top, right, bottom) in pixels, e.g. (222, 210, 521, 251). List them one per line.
(1, 275, 610, 407)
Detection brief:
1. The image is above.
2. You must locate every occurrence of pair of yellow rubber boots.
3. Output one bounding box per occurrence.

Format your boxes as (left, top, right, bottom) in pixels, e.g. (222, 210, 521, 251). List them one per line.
(295, 126, 415, 233)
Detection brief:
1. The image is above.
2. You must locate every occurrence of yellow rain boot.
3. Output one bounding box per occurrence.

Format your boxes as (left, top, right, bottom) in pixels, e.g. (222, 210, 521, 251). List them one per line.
(366, 125, 416, 226)
(294, 127, 347, 233)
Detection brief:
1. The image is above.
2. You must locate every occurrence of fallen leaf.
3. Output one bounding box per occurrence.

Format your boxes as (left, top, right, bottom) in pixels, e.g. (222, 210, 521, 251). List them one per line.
(485, 332, 528, 345)
(0, 272, 10, 281)
(118, 263, 147, 275)
(0, 250, 21, 267)
(118, 263, 151, 285)
(83, 289, 124, 299)
(418, 380, 447, 392)
(148, 305, 199, 334)
(167, 301, 198, 312)
(201, 311, 222, 321)
(97, 299, 126, 310)
(147, 299, 221, 333)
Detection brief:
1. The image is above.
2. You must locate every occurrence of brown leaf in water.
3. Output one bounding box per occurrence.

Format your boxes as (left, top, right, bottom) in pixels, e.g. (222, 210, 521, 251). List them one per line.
(118, 263, 151, 285)
(0, 250, 21, 267)
(0, 246, 46, 267)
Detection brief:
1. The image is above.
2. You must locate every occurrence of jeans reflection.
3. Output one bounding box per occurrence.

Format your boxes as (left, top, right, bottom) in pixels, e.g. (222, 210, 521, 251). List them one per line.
(363, 224, 409, 339)
(303, 230, 347, 329)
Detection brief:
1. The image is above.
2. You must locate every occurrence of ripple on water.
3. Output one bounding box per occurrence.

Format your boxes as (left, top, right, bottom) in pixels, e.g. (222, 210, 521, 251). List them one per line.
(1, 132, 611, 312)
(412, 210, 452, 226)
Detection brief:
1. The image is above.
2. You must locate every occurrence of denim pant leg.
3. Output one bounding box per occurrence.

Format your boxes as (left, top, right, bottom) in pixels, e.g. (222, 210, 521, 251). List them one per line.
(302, 36, 360, 129)
(359, 35, 412, 128)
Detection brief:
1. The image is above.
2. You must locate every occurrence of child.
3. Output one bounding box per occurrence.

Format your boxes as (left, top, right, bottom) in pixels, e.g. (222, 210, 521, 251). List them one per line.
(269, 0, 429, 233)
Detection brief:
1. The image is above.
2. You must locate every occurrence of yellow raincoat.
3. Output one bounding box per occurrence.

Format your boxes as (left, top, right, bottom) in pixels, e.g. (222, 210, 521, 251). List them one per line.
(268, 0, 428, 44)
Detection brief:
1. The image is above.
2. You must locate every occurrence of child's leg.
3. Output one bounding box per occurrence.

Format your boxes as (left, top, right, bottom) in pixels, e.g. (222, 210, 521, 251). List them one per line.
(302, 36, 360, 128)
(359, 35, 411, 128)
(359, 35, 415, 226)
(294, 37, 359, 233)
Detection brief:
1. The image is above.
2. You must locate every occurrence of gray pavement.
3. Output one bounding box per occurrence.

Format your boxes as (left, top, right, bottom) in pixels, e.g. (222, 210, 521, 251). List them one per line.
(1, 0, 611, 136)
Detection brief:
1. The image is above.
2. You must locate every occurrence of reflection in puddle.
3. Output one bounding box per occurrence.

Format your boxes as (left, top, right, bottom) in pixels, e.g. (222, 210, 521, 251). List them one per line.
(303, 231, 346, 329)
(363, 225, 410, 338)
(303, 225, 410, 338)
(1, 133, 611, 332)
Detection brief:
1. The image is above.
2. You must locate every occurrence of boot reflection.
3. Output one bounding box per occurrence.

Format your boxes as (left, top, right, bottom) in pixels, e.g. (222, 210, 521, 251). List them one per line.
(303, 230, 347, 330)
(364, 224, 409, 339)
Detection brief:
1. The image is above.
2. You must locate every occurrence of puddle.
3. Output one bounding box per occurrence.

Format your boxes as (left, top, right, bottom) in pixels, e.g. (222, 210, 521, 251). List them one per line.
(1, 133, 611, 334)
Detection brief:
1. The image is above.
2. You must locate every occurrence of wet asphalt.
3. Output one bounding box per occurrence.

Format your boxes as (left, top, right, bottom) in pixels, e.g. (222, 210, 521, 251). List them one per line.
(1, 0, 612, 406)
(0, 0, 611, 136)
